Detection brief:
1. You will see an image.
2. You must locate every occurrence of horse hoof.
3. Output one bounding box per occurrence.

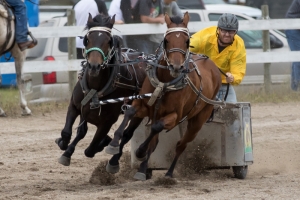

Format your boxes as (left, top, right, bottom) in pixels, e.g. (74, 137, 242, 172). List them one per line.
(106, 162, 120, 174)
(55, 138, 59, 144)
(21, 107, 32, 116)
(105, 145, 120, 155)
(133, 172, 146, 181)
(84, 148, 95, 158)
(21, 112, 31, 116)
(55, 138, 68, 151)
(135, 149, 147, 162)
(58, 155, 71, 166)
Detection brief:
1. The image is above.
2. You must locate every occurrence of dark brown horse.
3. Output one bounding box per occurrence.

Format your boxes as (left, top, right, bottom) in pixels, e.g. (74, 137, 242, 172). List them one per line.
(106, 12, 222, 180)
(55, 14, 147, 166)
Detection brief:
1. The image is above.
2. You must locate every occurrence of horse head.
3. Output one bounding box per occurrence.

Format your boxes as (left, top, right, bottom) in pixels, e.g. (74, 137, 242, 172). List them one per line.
(163, 12, 190, 78)
(83, 13, 115, 77)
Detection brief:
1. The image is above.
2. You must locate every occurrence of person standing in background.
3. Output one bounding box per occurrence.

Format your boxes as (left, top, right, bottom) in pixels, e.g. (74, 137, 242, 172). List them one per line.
(129, 0, 164, 54)
(285, 0, 300, 91)
(149, 0, 182, 54)
(108, 0, 125, 24)
(162, 0, 183, 18)
(74, 0, 108, 59)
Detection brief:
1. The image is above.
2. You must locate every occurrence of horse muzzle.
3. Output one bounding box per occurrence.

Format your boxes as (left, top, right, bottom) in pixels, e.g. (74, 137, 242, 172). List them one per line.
(169, 64, 184, 78)
(87, 63, 102, 77)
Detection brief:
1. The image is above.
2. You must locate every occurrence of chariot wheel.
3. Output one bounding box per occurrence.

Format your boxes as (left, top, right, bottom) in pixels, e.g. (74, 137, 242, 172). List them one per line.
(232, 165, 248, 179)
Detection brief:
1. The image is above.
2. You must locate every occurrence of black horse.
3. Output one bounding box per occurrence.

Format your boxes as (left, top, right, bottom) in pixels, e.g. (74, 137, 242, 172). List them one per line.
(55, 14, 147, 166)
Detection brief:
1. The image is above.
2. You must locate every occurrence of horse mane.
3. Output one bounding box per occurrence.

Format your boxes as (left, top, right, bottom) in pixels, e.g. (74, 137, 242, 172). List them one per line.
(85, 14, 113, 30)
(170, 16, 183, 25)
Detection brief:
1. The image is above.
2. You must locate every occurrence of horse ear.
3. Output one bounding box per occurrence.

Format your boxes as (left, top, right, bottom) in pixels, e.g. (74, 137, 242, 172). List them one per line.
(88, 13, 93, 23)
(110, 14, 116, 26)
(165, 13, 172, 27)
(183, 12, 189, 27)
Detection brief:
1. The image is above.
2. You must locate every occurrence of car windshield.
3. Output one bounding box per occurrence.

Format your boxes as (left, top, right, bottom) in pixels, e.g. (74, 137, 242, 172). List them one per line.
(203, 0, 227, 4)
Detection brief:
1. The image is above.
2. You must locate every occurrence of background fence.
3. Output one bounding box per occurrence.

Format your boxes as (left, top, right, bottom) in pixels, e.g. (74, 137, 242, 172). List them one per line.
(1, 17, 300, 85)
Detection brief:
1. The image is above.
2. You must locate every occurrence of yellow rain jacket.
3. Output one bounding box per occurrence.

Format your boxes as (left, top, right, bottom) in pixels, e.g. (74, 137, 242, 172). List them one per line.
(190, 26, 246, 85)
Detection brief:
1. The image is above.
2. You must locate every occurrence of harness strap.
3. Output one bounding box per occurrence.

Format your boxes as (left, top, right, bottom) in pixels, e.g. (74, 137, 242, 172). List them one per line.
(185, 77, 226, 107)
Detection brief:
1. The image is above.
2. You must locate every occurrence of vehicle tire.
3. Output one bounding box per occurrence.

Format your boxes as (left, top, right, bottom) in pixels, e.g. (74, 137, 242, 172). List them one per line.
(232, 165, 248, 179)
(146, 168, 153, 180)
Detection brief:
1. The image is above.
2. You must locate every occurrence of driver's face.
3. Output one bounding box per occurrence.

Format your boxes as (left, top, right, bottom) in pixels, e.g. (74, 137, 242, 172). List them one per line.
(218, 28, 236, 44)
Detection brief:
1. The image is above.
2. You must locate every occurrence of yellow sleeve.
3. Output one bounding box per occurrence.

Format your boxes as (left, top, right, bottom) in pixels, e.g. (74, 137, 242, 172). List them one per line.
(189, 31, 202, 54)
(230, 45, 246, 85)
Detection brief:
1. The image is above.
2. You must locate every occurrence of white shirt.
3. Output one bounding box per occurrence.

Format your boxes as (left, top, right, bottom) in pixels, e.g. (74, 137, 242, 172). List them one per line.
(74, 0, 99, 49)
(108, 0, 124, 22)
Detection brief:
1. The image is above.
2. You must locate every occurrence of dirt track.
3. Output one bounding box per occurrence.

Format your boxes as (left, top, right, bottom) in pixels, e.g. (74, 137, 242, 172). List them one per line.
(1, 102, 300, 200)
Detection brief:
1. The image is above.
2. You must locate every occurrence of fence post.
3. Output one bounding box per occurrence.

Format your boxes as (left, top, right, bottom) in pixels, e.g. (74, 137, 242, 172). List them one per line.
(67, 9, 77, 96)
(261, 5, 271, 93)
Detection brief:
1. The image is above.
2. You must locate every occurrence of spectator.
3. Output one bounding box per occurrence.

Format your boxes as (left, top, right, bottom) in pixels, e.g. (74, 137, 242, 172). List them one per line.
(285, 0, 300, 91)
(190, 13, 246, 102)
(6, 0, 37, 51)
(74, 0, 108, 59)
(108, 0, 125, 24)
(129, 0, 165, 54)
(162, 0, 183, 18)
(150, 0, 183, 54)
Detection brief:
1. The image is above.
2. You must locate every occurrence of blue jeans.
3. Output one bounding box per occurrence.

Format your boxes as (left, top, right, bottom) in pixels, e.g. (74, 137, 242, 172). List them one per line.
(285, 29, 300, 91)
(6, 0, 28, 43)
(216, 84, 237, 103)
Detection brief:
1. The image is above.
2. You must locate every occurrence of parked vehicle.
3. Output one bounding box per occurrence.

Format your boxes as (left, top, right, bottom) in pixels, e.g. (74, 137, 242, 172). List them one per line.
(177, 0, 262, 18)
(25, 9, 290, 103)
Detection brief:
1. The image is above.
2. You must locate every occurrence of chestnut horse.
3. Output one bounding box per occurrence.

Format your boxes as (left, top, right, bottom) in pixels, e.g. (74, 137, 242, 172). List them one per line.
(105, 12, 222, 180)
(55, 14, 147, 166)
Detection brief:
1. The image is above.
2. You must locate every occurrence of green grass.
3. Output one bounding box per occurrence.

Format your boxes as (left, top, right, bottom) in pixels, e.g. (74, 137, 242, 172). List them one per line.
(0, 88, 69, 117)
(235, 83, 300, 103)
(0, 83, 299, 117)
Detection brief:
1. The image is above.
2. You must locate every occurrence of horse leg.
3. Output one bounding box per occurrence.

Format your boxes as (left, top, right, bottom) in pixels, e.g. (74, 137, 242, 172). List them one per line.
(0, 107, 6, 117)
(165, 105, 214, 178)
(10, 44, 31, 116)
(84, 121, 115, 158)
(106, 117, 143, 174)
(133, 112, 177, 180)
(55, 102, 79, 150)
(133, 134, 159, 181)
(135, 112, 178, 160)
(105, 105, 137, 155)
(58, 117, 87, 166)
(94, 135, 112, 153)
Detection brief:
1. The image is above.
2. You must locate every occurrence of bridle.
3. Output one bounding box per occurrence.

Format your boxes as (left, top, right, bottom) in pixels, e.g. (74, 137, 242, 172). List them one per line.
(163, 27, 190, 69)
(83, 27, 115, 68)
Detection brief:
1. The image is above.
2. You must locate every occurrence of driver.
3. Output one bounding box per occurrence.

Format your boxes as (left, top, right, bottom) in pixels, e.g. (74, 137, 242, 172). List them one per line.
(189, 13, 246, 103)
